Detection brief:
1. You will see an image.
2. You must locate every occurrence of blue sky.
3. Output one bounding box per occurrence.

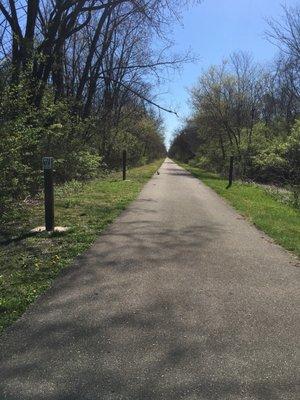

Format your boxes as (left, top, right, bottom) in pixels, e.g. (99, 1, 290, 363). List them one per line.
(158, 0, 299, 147)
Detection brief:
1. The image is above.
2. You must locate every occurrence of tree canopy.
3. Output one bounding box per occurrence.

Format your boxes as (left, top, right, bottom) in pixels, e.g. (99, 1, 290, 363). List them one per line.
(0, 0, 197, 211)
(169, 5, 300, 203)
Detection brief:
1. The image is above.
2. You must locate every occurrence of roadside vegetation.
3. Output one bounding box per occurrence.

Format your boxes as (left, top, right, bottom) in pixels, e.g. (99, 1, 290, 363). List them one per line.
(0, 160, 163, 333)
(169, 5, 299, 207)
(0, 0, 198, 215)
(180, 163, 300, 258)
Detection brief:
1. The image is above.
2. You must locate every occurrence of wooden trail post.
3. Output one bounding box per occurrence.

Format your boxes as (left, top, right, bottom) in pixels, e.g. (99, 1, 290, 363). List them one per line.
(122, 150, 127, 181)
(227, 156, 234, 189)
(42, 157, 54, 231)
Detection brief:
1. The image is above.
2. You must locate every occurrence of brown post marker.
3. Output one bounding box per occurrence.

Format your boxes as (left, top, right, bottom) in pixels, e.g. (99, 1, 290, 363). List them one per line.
(122, 150, 127, 181)
(42, 157, 54, 231)
(227, 155, 234, 189)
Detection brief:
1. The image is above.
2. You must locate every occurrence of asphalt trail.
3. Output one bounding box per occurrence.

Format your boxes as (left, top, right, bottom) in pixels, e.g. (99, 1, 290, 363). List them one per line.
(0, 158, 299, 400)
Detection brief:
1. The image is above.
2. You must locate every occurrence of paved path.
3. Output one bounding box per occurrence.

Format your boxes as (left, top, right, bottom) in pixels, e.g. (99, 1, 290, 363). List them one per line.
(0, 159, 299, 400)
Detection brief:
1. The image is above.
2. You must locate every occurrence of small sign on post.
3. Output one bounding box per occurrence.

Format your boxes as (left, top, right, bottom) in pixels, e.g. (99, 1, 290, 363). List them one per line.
(122, 150, 127, 181)
(226, 156, 234, 189)
(42, 157, 54, 231)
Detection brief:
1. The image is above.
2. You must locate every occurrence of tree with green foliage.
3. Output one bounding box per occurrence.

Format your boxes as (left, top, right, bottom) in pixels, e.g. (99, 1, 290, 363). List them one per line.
(169, 5, 299, 205)
(1, 0, 203, 212)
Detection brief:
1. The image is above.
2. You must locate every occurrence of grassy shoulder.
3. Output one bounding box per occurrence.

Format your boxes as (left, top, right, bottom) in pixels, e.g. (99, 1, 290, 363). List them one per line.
(178, 162, 300, 258)
(0, 160, 163, 333)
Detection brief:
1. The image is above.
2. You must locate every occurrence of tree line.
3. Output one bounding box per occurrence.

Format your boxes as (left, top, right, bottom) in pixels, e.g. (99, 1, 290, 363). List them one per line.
(0, 0, 196, 212)
(169, 5, 300, 204)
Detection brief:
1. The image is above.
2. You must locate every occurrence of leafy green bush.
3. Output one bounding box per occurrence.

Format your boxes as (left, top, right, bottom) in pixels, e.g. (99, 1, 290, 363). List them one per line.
(0, 83, 39, 210)
(0, 84, 101, 213)
(0, 74, 165, 215)
(54, 151, 101, 182)
(251, 120, 299, 182)
(247, 120, 300, 207)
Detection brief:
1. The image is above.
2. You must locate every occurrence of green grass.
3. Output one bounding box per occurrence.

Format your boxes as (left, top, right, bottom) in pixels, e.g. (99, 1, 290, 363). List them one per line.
(179, 163, 300, 258)
(0, 160, 163, 333)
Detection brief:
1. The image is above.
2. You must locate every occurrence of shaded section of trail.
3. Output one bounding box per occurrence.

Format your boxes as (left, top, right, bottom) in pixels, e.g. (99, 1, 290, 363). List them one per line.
(0, 159, 298, 400)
